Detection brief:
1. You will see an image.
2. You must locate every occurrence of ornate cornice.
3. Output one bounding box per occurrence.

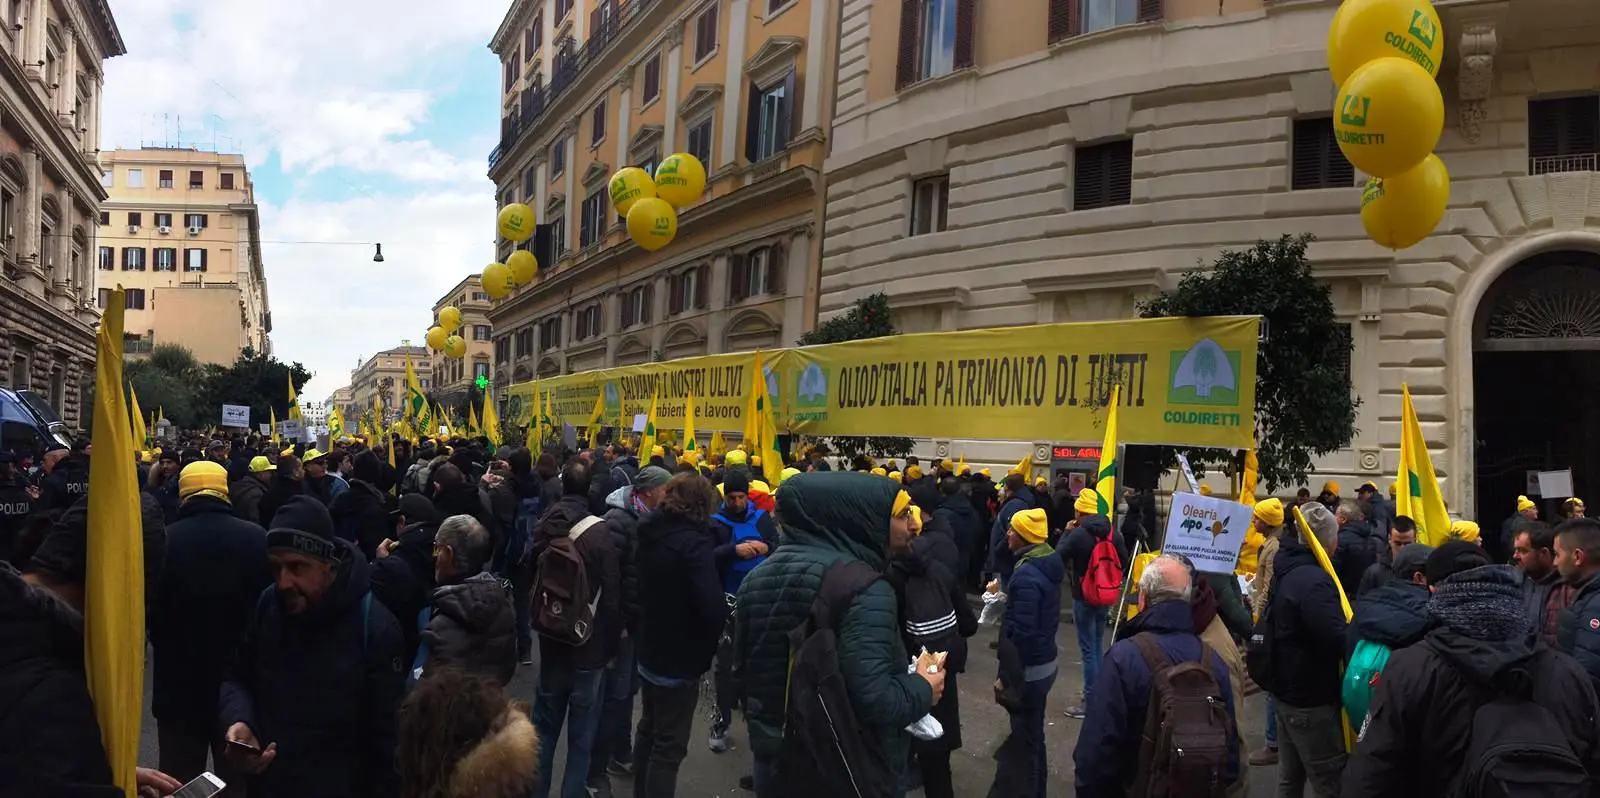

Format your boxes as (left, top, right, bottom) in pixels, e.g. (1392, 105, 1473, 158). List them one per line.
(1458, 23, 1497, 144)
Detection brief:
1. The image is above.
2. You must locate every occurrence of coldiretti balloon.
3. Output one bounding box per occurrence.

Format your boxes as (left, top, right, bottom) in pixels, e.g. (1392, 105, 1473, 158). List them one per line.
(1334, 57, 1443, 178)
(444, 335, 466, 358)
(481, 261, 515, 299)
(1360, 154, 1450, 250)
(425, 325, 448, 351)
(653, 153, 708, 208)
(626, 197, 678, 252)
(1327, 0, 1444, 87)
(608, 167, 657, 216)
(437, 305, 462, 333)
(506, 249, 538, 285)
(497, 203, 536, 242)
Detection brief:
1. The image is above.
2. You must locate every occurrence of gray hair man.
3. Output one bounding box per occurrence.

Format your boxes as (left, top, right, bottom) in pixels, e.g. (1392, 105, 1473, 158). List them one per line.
(418, 514, 517, 685)
(1332, 497, 1378, 601)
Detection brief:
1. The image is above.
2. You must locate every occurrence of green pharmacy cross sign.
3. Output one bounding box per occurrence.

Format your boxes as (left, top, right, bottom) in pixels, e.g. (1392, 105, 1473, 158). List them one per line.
(476, 375, 490, 390)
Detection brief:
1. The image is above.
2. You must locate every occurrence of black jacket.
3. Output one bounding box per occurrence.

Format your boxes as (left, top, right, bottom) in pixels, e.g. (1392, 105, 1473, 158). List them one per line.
(602, 485, 644, 632)
(532, 493, 620, 670)
(1264, 537, 1349, 708)
(369, 521, 438, 665)
(422, 571, 516, 685)
(149, 497, 272, 737)
(1343, 620, 1600, 797)
(1061, 514, 1121, 602)
(1522, 568, 1560, 642)
(0, 564, 120, 797)
(261, 477, 303, 529)
(433, 483, 496, 547)
(885, 535, 976, 675)
(908, 476, 940, 519)
(1345, 580, 1430, 660)
(1557, 570, 1600, 696)
(230, 475, 269, 527)
(218, 541, 406, 798)
(39, 454, 89, 512)
(933, 492, 982, 567)
(635, 509, 727, 680)
(1333, 521, 1380, 600)
(329, 480, 394, 562)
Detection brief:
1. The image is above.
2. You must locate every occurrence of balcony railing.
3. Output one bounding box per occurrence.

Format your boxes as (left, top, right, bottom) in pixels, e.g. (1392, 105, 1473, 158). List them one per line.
(1530, 152, 1599, 175)
(489, 0, 659, 170)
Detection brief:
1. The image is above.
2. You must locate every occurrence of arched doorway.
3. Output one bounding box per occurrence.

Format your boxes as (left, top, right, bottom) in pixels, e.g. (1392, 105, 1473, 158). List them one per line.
(1472, 249, 1600, 534)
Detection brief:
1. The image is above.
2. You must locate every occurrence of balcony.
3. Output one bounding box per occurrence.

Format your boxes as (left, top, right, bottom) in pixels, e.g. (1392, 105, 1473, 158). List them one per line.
(1530, 153, 1598, 175)
(489, 0, 661, 170)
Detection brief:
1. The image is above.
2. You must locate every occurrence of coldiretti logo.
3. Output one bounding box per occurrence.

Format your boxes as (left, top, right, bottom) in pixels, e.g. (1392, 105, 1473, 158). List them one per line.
(794, 362, 829, 421)
(1165, 338, 1243, 428)
(1340, 95, 1370, 128)
(1408, 10, 1437, 49)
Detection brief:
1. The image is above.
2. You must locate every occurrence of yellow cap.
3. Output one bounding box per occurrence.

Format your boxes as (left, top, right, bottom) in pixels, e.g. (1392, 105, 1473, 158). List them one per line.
(779, 467, 800, 484)
(957, 463, 971, 476)
(1448, 520, 1481, 542)
(1517, 495, 1537, 512)
(1010, 507, 1049, 544)
(871, 467, 886, 476)
(303, 448, 328, 463)
(179, 461, 229, 503)
(887, 471, 902, 482)
(905, 465, 923, 481)
(249, 456, 276, 473)
(1074, 488, 1100, 515)
(1389, 480, 1398, 497)
(725, 449, 748, 466)
(892, 490, 912, 517)
(909, 506, 924, 535)
(1322, 480, 1340, 496)
(139, 451, 154, 464)
(651, 445, 665, 459)
(979, 468, 991, 478)
(752, 455, 762, 467)
(1198, 485, 1214, 496)
(1253, 497, 1285, 528)
(281, 446, 295, 457)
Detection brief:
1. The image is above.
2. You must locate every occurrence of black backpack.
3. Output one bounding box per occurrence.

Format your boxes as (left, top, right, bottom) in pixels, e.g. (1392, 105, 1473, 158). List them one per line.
(775, 561, 897, 798)
(1453, 662, 1590, 798)
(1244, 589, 1279, 694)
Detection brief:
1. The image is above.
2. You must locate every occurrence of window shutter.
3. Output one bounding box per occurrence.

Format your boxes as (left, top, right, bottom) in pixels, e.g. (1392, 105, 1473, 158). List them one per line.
(696, 264, 710, 309)
(1107, 140, 1133, 206)
(1137, 0, 1162, 22)
(767, 244, 786, 296)
(590, 6, 601, 36)
(780, 70, 797, 146)
(1047, 0, 1078, 42)
(954, 0, 976, 69)
(1073, 146, 1105, 210)
(729, 253, 748, 302)
(670, 275, 684, 314)
(201, 249, 209, 272)
(895, 0, 921, 89)
(745, 84, 762, 162)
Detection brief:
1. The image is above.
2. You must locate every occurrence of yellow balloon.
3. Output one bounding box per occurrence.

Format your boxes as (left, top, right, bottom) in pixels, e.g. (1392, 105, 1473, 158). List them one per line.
(498, 203, 536, 242)
(1360, 154, 1450, 250)
(424, 326, 448, 351)
(1327, 0, 1444, 87)
(608, 167, 657, 216)
(1334, 57, 1443, 178)
(482, 261, 515, 299)
(444, 335, 466, 358)
(507, 249, 538, 285)
(626, 197, 678, 252)
(437, 305, 462, 333)
(653, 153, 708, 208)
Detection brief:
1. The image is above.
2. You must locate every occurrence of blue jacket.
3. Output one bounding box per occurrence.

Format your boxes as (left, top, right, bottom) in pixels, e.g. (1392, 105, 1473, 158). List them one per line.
(1073, 600, 1241, 798)
(1001, 542, 1064, 674)
(1345, 579, 1430, 660)
(1557, 570, 1600, 696)
(987, 485, 1036, 580)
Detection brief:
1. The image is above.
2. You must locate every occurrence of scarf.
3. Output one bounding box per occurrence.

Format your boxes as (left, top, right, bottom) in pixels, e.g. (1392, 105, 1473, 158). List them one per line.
(1190, 574, 1219, 634)
(1427, 564, 1529, 642)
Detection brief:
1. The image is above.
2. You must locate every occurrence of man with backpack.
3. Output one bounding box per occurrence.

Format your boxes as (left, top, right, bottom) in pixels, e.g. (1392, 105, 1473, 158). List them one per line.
(1343, 540, 1600, 797)
(994, 507, 1066, 797)
(1061, 488, 1125, 719)
(1073, 554, 1239, 798)
(528, 462, 621, 798)
(1340, 542, 1431, 737)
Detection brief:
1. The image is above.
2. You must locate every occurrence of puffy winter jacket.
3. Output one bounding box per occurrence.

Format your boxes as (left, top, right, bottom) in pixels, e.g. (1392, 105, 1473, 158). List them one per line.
(733, 472, 934, 759)
(1556, 570, 1600, 695)
(329, 480, 395, 562)
(603, 485, 644, 632)
(421, 571, 517, 685)
(1332, 522, 1381, 600)
(986, 485, 1036, 580)
(230, 475, 269, 527)
(1345, 580, 1431, 660)
(1002, 542, 1065, 673)
(933, 491, 983, 569)
(1263, 537, 1349, 708)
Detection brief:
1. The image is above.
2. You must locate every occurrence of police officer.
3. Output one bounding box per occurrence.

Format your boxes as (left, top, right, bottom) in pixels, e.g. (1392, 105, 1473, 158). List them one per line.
(38, 441, 89, 512)
(0, 451, 38, 564)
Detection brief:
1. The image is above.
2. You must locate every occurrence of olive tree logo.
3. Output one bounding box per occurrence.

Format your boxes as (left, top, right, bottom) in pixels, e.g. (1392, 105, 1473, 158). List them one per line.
(1168, 338, 1241, 407)
(1340, 94, 1371, 128)
(1407, 11, 1437, 49)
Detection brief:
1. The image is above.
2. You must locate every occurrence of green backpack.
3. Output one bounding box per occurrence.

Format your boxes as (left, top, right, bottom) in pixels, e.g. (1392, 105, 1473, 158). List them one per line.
(1341, 638, 1392, 734)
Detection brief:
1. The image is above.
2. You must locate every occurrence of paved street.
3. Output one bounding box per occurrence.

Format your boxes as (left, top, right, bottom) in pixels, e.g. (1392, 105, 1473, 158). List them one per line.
(138, 615, 1277, 796)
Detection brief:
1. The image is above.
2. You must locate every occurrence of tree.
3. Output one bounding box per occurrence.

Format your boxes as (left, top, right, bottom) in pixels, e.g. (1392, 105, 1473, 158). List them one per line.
(126, 344, 203, 429)
(194, 346, 313, 432)
(1138, 234, 1358, 490)
(795, 293, 914, 462)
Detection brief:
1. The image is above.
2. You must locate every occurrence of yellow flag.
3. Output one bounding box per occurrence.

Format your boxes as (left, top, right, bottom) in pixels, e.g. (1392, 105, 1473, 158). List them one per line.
(483, 390, 502, 448)
(750, 351, 784, 485)
(1238, 449, 1259, 508)
(86, 288, 144, 798)
(1292, 502, 1357, 751)
(1010, 453, 1031, 480)
(587, 390, 606, 444)
(328, 407, 345, 441)
(286, 371, 302, 421)
(683, 393, 698, 453)
(403, 353, 432, 435)
(1234, 448, 1264, 578)
(270, 407, 279, 445)
(468, 402, 482, 439)
(128, 384, 148, 450)
(1093, 385, 1120, 515)
(710, 429, 726, 457)
(1398, 383, 1452, 547)
(742, 362, 761, 449)
(641, 392, 660, 456)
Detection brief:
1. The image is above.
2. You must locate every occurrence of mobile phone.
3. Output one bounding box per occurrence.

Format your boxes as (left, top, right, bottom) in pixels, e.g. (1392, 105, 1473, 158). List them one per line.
(224, 737, 260, 756)
(172, 772, 226, 798)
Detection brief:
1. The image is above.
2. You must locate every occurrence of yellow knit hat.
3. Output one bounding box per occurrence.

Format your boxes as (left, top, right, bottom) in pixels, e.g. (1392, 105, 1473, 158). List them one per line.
(1253, 497, 1285, 528)
(871, 467, 887, 476)
(779, 467, 800, 484)
(905, 465, 923, 481)
(1449, 520, 1481, 542)
(892, 490, 913, 518)
(909, 506, 924, 535)
(725, 449, 748, 466)
(887, 471, 902, 482)
(651, 445, 665, 459)
(1322, 480, 1340, 496)
(752, 455, 762, 468)
(1073, 488, 1099, 515)
(1010, 507, 1049, 544)
(957, 463, 971, 476)
(1198, 485, 1214, 496)
(1517, 495, 1537, 512)
(179, 461, 230, 503)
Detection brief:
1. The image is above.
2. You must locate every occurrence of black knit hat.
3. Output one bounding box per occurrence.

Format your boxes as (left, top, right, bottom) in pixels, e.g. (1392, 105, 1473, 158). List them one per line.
(724, 470, 751, 495)
(1425, 539, 1491, 586)
(266, 495, 342, 564)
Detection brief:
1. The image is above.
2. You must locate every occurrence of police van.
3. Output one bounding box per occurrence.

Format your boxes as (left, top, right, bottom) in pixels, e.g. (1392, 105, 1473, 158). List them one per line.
(0, 388, 73, 459)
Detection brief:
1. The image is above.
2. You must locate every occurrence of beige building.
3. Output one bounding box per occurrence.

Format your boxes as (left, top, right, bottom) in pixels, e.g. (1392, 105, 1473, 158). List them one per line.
(821, 0, 1600, 523)
(485, 0, 833, 386)
(430, 274, 495, 398)
(330, 384, 354, 423)
(349, 345, 432, 423)
(94, 148, 270, 365)
(0, 0, 123, 429)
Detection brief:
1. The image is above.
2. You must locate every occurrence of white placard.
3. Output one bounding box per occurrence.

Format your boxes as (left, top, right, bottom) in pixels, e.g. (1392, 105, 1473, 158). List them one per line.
(278, 419, 304, 441)
(1175, 452, 1200, 493)
(220, 404, 251, 427)
(1538, 470, 1575, 499)
(632, 413, 648, 433)
(258, 423, 271, 435)
(1527, 470, 1542, 496)
(1161, 492, 1252, 574)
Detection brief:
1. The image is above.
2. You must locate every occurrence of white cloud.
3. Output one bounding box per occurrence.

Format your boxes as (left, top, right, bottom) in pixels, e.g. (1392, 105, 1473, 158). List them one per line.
(101, 0, 508, 399)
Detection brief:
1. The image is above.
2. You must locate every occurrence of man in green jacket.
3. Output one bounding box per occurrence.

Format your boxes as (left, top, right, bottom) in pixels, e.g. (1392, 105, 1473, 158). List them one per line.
(733, 471, 939, 796)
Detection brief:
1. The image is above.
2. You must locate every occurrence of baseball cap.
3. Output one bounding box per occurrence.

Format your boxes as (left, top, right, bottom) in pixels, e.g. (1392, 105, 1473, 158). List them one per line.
(249, 456, 276, 473)
(1391, 543, 1434, 580)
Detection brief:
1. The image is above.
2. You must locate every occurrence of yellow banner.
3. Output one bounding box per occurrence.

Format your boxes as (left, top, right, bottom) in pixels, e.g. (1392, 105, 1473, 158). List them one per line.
(505, 351, 770, 434)
(783, 316, 1258, 449)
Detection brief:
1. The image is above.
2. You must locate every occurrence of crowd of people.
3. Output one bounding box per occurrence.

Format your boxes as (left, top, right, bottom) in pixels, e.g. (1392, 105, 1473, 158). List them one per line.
(7, 427, 1600, 798)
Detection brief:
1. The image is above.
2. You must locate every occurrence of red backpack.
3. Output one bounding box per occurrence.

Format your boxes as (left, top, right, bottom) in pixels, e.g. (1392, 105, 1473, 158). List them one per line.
(1080, 536, 1125, 607)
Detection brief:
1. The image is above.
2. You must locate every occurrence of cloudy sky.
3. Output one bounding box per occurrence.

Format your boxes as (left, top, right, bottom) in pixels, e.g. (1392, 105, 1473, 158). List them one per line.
(101, 0, 507, 401)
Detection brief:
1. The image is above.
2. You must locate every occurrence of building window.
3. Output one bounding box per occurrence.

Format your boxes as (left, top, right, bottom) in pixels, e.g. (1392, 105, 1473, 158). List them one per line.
(591, 99, 607, 145)
(472, 324, 491, 341)
(473, 291, 490, 302)
(747, 72, 794, 162)
(189, 170, 204, 188)
(525, 20, 542, 55)
(128, 211, 142, 227)
(550, 139, 566, 177)
(641, 53, 661, 105)
(694, 3, 719, 63)
(522, 165, 536, 200)
(97, 287, 110, 308)
(550, 214, 569, 258)
(516, 326, 536, 356)
(504, 50, 521, 91)
(539, 316, 563, 349)
(575, 304, 602, 340)
(184, 213, 209, 229)
(101, 170, 112, 188)
(153, 247, 177, 272)
(919, 0, 956, 81)
(730, 244, 786, 302)
(9, 350, 27, 390)
(1083, 0, 1138, 34)
(621, 283, 653, 327)
(1291, 118, 1356, 190)
(97, 246, 113, 270)
(1073, 139, 1134, 210)
(98, 211, 108, 225)
(475, 362, 491, 381)
(897, 0, 974, 89)
(184, 248, 207, 272)
(910, 174, 950, 235)
(1529, 95, 1600, 175)
(127, 168, 144, 188)
(158, 169, 174, 189)
(556, 0, 573, 22)
(221, 173, 235, 189)
(579, 191, 608, 248)
(635, 149, 661, 182)
(668, 266, 708, 314)
(122, 247, 146, 271)
(495, 336, 511, 364)
(153, 212, 171, 228)
(125, 288, 146, 310)
(687, 116, 713, 166)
